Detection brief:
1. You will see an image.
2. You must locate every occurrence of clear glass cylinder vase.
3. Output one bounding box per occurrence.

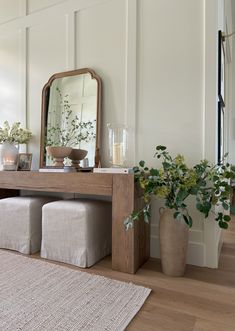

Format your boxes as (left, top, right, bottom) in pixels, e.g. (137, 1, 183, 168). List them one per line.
(107, 123, 128, 167)
(0, 142, 19, 171)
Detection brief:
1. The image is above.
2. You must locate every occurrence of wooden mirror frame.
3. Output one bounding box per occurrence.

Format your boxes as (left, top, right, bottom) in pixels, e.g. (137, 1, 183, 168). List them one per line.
(39, 68, 101, 169)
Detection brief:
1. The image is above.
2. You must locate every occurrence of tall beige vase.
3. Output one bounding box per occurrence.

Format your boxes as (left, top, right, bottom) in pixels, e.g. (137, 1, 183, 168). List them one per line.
(159, 208, 189, 277)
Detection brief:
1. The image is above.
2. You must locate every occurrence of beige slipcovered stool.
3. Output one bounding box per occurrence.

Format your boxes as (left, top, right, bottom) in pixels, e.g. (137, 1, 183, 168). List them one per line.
(41, 199, 112, 267)
(0, 196, 57, 254)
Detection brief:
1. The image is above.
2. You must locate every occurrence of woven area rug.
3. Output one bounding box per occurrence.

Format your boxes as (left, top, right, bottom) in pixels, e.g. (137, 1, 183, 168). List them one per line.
(0, 250, 151, 331)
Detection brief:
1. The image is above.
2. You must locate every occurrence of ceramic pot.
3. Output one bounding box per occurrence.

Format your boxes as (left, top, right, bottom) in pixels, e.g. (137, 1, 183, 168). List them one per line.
(0, 142, 19, 171)
(68, 148, 87, 169)
(46, 146, 72, 167)
(159, 208, 189, 277)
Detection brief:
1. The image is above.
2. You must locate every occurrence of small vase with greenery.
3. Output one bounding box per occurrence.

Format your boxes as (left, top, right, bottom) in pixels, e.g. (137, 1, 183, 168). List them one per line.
(124, 145, 235, 229)
(0, 121, 32, 170)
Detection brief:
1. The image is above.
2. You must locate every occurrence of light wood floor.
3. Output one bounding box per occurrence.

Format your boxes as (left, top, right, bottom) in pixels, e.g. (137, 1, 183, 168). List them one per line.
(15, 216, 235, 331)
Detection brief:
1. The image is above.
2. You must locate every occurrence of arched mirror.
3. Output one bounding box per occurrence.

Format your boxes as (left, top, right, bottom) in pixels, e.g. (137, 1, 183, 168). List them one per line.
(39, 68, 101, 169)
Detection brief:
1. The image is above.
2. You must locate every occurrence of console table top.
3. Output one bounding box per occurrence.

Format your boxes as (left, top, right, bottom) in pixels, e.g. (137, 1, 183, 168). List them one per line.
(0, 171, 133, 196)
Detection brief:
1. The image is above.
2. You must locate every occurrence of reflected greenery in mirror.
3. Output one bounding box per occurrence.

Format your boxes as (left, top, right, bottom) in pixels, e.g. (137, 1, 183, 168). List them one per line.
(46, 87, 96, 147)
(40, 69, 101, 168)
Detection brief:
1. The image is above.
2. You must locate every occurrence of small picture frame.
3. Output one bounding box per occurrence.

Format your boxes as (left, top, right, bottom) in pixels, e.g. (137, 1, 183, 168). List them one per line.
(17, 153, 32, 171)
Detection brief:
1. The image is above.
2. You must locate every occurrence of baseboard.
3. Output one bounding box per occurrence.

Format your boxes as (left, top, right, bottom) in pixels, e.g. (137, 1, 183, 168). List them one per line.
(150, 232, 206, 267)
(150, 224, 205, 267)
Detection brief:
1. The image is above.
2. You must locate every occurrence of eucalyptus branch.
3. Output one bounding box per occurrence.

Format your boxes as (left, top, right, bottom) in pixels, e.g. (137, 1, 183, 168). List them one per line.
(124, 145, 235, 230)
(46, 88, 96, 147)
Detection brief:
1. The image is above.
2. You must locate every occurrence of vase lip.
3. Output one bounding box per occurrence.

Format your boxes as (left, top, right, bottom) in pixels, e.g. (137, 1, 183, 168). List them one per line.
(1, 141, 17, 144)
(46, 146, 72, 150)
(0, 141, 19, 147)
(107, 122, 128, 129)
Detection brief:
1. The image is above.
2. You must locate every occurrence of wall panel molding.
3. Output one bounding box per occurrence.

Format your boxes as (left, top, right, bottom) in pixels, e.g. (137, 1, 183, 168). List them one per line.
(0, 0, 110, 35)
(150, 234, 206, 267)
(19, 28, 27, 129)
(19, 0, 27, 17)
(65, 11, 75, 70)
(150, 221, 205, 266)
(125, 0, 137, 164)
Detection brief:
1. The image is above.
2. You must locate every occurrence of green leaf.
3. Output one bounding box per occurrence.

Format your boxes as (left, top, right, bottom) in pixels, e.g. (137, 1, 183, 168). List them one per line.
(133, 166, 139, 173)
(223, 215, 231, 222)
(131, 211, 140, 221)
(188, 215, 193, 228)
(222, 202, 229, 210)
(183, 215, 189, 226)
(150, 168, 159, 176)
(144, 213, 150, 223)
(219, 221, 228, 229)
(139, 160, 145, 167)
(162, 162, 171, 169)
(177, 190, 188, 203)
(123, 217, 133, 231)
(174, 211, 181, 220)
(156, 145, 166, 151)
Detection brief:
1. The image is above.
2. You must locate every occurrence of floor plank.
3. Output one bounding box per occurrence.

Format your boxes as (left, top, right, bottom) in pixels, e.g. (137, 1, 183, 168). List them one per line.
(3, 216, 235, 330)
(193, 318, 235, 331)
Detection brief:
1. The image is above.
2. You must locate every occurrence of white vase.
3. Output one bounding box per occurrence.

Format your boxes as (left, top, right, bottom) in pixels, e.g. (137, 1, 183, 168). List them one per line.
(0, 142, 19, 171)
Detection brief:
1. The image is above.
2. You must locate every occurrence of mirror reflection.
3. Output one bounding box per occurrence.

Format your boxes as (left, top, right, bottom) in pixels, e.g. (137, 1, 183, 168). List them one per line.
(40, 69, 101, 169)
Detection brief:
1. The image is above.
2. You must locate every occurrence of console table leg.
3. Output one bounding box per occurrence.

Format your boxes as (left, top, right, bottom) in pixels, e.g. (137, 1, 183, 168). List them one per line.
(112, 174, 137, 273)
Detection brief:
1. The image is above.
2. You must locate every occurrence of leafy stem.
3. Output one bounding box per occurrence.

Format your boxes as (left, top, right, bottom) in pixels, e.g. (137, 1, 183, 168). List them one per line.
(124, 145, 235, 230)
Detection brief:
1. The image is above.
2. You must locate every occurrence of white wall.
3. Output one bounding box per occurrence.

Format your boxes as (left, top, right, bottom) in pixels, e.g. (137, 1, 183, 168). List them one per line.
(0, 0, 225, 266)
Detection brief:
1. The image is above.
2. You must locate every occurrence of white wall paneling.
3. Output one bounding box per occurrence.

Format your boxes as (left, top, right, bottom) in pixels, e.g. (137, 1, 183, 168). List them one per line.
(75, 0, 128, 166)
(27, 0, 66, 14)
(0, 0, 21, 24)
(125, 0, 137, 166)
(65, 11, 75, 70)
(0, 0, 229, 266)
(27, 15, 67, 169)
(0, 30, 22, 124)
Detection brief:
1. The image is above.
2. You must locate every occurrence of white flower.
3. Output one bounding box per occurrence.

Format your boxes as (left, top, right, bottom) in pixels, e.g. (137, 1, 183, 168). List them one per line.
(0, 121, 32, 144)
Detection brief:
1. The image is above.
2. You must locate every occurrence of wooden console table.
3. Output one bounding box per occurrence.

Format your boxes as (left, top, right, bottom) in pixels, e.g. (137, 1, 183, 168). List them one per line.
(0, 171, 149, 274)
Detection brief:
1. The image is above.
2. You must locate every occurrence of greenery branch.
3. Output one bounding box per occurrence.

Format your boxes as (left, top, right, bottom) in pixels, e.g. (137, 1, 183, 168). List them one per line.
(46, 87, 96, 147)
(124, 145, 235, 231)
(0, 121, 32, 144)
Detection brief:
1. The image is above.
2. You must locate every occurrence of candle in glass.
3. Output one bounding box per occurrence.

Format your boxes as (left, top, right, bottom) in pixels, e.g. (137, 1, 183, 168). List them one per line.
(107, 123, 127, 167)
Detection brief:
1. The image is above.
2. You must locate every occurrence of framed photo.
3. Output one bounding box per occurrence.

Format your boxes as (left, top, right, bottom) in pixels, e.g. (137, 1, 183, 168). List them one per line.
(218, 30, 225, 106)
(17, 153, 32, 171)
(218, 101, 224, 164)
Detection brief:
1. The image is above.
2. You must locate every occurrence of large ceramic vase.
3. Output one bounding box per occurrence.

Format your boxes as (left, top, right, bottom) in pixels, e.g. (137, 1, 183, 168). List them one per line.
(159, 208, 189, 277)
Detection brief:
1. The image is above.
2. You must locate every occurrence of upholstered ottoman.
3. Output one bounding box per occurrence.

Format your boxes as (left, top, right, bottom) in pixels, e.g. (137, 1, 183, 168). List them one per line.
(41, 199, 112, 267)
(0, 196, 57, 254)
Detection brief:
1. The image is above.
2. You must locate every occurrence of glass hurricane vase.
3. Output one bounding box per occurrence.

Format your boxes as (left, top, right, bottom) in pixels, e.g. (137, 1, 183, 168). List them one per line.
(0, 142, 19, 171)
(107, 123, 128, 167)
